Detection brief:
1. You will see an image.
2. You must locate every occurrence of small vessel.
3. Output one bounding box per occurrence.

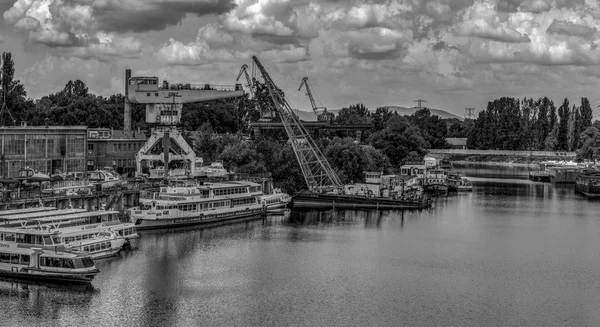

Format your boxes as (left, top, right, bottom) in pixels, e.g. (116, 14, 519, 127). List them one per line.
(447, 172, 473, 192)
(423, 169, 448, 193)
(575, 170, 600, 197)
(88, 169, 122, 188)
(259, 188, 291, 209)
(197, 161, 229, 178)
(128, 180, 266, 229)
(0, 227, 100, 283)
(17, 167, 52, 181)
(65, 230, 127, 259)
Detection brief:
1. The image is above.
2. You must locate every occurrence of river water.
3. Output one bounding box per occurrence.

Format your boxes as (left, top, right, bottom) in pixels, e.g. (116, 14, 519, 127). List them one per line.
(2, 166, 600, 326)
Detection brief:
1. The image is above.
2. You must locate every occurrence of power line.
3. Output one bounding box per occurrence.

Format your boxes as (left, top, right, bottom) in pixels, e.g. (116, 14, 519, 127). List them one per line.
(414, 99, 426, 108)
(464, 108, 476, 120)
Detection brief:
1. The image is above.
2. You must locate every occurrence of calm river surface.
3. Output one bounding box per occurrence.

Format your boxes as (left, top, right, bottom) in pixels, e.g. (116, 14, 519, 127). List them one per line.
(2, 166, 600, 326)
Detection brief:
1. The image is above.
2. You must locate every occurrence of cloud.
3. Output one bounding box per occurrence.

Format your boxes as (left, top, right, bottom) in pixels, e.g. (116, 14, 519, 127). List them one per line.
(547, 19, 598, 38)
(458, 1, 531, 43)
(92, 0, 237, 33)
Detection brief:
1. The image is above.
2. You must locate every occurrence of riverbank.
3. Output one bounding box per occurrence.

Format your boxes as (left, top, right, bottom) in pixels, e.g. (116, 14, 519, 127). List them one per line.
(446, 154, 574, 168)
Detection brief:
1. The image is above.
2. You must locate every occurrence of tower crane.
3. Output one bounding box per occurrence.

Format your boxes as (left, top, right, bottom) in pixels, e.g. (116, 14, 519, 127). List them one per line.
(126, 74, 243, 177)
(298, 77, 329, 122)
(251, 55, 342, 192)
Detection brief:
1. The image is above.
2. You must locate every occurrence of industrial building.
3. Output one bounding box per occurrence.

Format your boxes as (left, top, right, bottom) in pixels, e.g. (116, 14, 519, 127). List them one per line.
(0, 125, 87, 178)
(87, 128, 147, 177)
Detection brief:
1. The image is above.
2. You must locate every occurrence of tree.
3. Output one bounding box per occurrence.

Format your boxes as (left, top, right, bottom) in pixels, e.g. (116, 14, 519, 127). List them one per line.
(577, 126, 600, 162)
(0, 52, 30, 125)
(557, 98, 570, 151)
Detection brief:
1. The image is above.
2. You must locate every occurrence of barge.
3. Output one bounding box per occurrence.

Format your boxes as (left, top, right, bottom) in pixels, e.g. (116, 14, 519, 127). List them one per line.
(291, 191, 433, 210)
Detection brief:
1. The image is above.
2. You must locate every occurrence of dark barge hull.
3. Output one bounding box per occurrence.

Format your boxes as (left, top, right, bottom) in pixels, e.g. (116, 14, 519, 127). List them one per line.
(291, 192, 432, 210)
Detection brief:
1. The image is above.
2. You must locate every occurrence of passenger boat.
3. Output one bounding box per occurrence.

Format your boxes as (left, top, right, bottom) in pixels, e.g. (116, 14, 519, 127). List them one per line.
(259, 188, 291, 209)
(128, 180, 266, 229)
(575, 170, 600, 197)
(447, 172, 473, 192)
(88, 169, 123, 188)
(0, 227, 99, 283)
(197, 161, 229, 178)
(65, 230, 127, 259)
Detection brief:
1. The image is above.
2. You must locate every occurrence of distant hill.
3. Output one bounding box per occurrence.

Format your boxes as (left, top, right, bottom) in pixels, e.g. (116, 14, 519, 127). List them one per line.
(292, 106, 462, 122)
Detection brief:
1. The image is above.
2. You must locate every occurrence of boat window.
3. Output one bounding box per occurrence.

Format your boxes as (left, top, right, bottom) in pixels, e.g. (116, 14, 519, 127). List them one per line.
(84, 246, 89, 252)
(107, 242, 111, 248)
(15, 233, 25, 243)
(52, 235, 61, 245)
(43, 236, 53, 245)
(4, 233, 14, 242)
(20, 254, 30, 265)
(10, 254, 20, 264)
(101, 243, 107, 250)
(0, 253, 9, 263)
(63, 259, 74, 269)
(81, 257, 95, 268)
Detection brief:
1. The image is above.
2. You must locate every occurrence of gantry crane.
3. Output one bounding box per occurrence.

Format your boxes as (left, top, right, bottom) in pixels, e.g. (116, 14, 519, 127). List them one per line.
(251, 56, 342, 192)
(298, 77, 329, 122)
(126, 74, 243, 177)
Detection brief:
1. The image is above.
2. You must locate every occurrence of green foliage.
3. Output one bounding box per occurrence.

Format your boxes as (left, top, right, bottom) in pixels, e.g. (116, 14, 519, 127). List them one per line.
(323, 137, 390, 184)
(0, 52, 32, 125)
(577, 126, 600, 161)
(368, 115, 428, 167)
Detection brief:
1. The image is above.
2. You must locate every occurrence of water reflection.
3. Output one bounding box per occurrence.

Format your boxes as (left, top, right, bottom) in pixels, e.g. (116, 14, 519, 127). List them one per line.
(3, 169, 600, 326)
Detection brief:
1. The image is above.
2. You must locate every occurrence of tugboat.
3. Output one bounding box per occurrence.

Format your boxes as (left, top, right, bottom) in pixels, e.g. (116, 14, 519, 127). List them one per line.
(259, 188, 291, 209)
(423, 169, 449, 194)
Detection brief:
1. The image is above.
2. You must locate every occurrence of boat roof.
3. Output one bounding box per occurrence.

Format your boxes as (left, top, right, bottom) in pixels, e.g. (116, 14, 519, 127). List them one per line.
(28, 210, 119, 224)
(0, 208, 87, 221)
(0, 226, 60, 235)
(0, 207, 58, 217)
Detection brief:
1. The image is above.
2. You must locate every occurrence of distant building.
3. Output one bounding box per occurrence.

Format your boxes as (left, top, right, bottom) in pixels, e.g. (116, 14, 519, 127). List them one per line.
(446, 138, 467, 150)
(87, 128, 147, 177)
(0, 124, 87, 178)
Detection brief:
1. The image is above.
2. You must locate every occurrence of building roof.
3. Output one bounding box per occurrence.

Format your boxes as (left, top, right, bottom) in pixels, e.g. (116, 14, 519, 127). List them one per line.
(446, 138, 467, 146)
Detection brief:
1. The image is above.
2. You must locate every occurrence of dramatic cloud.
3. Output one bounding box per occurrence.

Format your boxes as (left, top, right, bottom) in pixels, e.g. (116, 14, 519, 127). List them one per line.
(5, 0, 600, 115)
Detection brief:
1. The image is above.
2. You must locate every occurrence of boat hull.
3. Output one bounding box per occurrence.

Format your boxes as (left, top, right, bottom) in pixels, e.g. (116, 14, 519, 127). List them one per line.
(291, 192, 432, 210)
(132, 208, 266, 230)
(0, 268, 98, 283)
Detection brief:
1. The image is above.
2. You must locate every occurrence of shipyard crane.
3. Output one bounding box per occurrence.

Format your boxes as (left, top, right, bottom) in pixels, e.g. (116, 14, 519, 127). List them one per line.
(251, 55, 343, 192)
(236, 64, 255, 98)
(298, 77, 329, 122)
(126, 73, 244, 177)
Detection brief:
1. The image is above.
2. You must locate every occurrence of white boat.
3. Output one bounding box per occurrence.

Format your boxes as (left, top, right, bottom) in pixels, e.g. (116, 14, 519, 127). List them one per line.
(259, 188, 291, 209)
(65, 230, 127, 260)
(197, 161, 229, 178)
(128, 180, 265, 229)
(88, 170, 123, 188)
(0, 227, 99, 283)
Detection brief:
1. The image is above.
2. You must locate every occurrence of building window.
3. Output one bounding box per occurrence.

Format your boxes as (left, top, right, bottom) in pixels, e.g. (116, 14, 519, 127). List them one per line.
(113, 144, 117, 152)
(88, 144, 94, 151)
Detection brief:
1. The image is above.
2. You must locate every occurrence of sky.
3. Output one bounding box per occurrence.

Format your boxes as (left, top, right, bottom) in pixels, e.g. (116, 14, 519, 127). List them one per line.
(1, 0, 600, 118)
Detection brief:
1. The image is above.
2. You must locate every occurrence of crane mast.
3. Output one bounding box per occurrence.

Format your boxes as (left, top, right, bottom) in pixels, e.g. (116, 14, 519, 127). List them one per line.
(251, 55, 343, 192)
(298, 77, 328, 121)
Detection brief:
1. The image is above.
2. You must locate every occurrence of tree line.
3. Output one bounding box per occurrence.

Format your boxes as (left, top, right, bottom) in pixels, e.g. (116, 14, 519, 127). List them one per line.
(467, 96, 594, 152)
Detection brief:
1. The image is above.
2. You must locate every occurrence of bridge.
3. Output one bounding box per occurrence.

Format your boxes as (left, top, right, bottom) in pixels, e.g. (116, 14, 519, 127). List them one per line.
(428, 149, 576, 158)
(250, 121, 372, 141)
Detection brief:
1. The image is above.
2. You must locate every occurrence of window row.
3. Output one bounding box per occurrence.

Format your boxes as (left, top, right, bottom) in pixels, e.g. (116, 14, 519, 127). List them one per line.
(214, 187, 248, 196)
(0, 253, 29, 265)
(112, 143, 143, 152)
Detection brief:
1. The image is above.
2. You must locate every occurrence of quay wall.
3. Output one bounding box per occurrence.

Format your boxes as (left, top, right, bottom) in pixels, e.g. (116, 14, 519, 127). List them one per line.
(428, 149, 576, 158)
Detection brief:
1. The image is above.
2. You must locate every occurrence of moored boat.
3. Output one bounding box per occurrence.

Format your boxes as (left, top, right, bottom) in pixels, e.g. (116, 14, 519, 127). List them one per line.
(65, 230, 127, 259)
(88, 169, 123, 188)
(291, 191, 433, 209)
(423, 169, 448, 194)
(447, 172, 473, 192)
(575, 170, 600, 197)
(0, 227, 99, 283)
(259, 188, 291, 209)
(128, 180, 266, 229)
(197, 161, 229, 178)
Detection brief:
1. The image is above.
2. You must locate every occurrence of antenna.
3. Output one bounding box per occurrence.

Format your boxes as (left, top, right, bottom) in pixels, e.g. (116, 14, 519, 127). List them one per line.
(414, 99, 427, 108)
(465, 108, 476, 120)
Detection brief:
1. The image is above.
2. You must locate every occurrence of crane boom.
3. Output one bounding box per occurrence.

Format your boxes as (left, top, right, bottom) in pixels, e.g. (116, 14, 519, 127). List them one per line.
(236, 64, 254, 98)
(251, 55, 342, 192)
(298, 77, 329, 121)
